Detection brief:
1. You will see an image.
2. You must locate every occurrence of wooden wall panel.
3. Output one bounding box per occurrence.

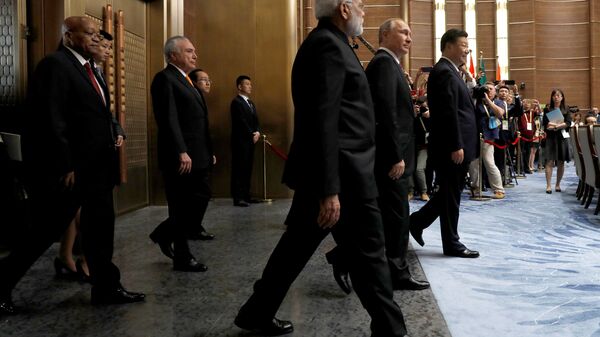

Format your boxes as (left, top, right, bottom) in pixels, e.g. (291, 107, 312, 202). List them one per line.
(535, 0, 590, 110)
(409, 0, 434, 75)
(477, 1, 497, 81)
(509, 0, 535, 97)
(592, 0, 600, 109)
(445, 0, 463, 31)
(185, 0, 296, 198)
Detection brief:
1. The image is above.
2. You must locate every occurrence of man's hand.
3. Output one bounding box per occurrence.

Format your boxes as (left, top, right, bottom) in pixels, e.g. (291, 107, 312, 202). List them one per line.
(61, 171, 75, 189)
(115, 135, 124, 147)
(388, 160, 405, 180)
(178, 152, 192, 174)
(252, 132, 261, 144)
(212, 155, 217, 165)
(317, 194, 340, 229)
(422, 110, 430, 118)
(451, 149, 464, 165)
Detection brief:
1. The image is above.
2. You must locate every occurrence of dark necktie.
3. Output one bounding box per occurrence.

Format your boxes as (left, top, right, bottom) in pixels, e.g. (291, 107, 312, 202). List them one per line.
(84, 62, 104, 102)
(247, 99, 255, 112)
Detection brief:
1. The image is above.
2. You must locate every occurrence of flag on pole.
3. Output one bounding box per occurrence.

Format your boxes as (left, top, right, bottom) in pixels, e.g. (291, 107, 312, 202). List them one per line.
(468, 50, 475, 78)
(478, 52, 486, 85)
(496, 56, 501, 81)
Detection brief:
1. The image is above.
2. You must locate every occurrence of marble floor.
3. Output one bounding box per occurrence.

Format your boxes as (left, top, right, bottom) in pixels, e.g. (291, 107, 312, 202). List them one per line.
(0, 199, 449, 336)
(1, 163, 597, 337)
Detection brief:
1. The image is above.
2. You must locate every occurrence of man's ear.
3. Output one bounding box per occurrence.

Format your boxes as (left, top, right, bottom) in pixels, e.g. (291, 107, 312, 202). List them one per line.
(339, 1, 351, 20)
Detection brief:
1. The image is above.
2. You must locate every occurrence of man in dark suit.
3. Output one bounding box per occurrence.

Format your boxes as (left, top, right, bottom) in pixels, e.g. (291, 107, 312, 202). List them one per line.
(230, 75, 260, 207)
(365, 18, 430, 290)
(185, 68, 216, 241)
(234, 1, 407, 336)
(409, 28, 480, 258)
(0, 17, 144, 314)
(149, 36, 212, 272)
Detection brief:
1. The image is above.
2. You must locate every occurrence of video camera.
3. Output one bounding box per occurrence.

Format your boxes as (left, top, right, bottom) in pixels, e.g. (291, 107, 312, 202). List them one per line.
(472, 85, 489, 100)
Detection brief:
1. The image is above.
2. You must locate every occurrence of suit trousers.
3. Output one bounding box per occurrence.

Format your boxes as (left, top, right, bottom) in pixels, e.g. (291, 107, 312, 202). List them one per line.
(376, 172, 411, 282)
(237, 192, 407, 337)
(411, 159, 469, 253)
(0, 175, 78, 299)
(78, 166, 121, 289)
(231, 143, 254, 202)
(153, 168, 211, 256)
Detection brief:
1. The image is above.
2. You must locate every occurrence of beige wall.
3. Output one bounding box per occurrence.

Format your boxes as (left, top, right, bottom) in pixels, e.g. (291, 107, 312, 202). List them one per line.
(184, 0, 297, 198)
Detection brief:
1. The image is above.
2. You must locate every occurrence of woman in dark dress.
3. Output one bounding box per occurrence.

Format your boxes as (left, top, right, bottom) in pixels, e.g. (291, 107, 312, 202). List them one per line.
(542, 89, 571, 194)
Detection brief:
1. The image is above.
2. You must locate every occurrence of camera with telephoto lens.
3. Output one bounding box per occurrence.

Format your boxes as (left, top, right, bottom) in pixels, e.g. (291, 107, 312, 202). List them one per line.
(472, 85, 489, 100)
(568, 106, 579, 113)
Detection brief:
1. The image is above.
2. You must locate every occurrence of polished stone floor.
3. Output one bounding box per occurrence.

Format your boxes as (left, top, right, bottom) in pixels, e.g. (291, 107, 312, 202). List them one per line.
(0, 199, 449, 337)
(3, 164, 596, 337)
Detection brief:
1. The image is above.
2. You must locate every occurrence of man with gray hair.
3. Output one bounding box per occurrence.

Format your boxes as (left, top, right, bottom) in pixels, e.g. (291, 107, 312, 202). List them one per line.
(235, 1, 408, 336)
(149, 36, 213, 273)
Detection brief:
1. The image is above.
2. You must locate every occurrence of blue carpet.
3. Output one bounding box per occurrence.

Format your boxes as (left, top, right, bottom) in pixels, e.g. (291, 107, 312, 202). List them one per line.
(410, 163, 600, 337)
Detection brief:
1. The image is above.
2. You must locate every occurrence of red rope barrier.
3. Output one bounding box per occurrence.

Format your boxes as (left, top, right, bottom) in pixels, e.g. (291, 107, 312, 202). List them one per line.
(483, 137, 520, 149)
(264, 139, 288, 161)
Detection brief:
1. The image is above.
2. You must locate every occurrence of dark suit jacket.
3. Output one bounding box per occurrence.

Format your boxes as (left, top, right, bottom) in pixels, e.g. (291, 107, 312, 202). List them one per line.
(230, 95, 259, 151)
(427, 57, 478, 163)
(365, 50, 415, 176)
(282, 19, 377, 199)
(151, 64, 213, 172)
(23, 45, 118, 185)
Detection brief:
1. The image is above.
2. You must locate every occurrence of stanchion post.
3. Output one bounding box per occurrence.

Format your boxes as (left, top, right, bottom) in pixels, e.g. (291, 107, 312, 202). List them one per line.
(471, 133, 491, 201)
(261, 134, 273, 203)
(516, 131, 526, 179)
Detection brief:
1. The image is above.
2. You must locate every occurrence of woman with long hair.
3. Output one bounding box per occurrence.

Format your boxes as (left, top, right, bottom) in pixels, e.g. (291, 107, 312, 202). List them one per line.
(542, 89, 571, 193)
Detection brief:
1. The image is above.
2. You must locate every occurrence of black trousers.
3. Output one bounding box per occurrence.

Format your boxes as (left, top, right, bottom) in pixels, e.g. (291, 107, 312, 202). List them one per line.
(410, 159, 469, 253)
(78, 166, 121, 289)
(237, 192, 407, 337)
(376, 173, 411, 281)
(0, 176, 78, 300)
(152, 168, 211, 256)
(231, 143, 254, 202)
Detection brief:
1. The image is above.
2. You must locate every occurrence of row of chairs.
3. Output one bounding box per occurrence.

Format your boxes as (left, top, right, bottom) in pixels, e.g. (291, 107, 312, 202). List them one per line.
(570, 125, 600, 214)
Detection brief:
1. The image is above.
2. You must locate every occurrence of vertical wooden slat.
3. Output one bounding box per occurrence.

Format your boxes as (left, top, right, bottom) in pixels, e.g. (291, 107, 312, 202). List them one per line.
(115, 9, 127, 184)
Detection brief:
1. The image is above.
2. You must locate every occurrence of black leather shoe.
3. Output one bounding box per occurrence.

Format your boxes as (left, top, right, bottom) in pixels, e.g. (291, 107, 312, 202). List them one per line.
(91, 286, 145, 305)
(332, 264, 352, 295)
(173, 257, 208, 272)
(189, 231, 215, 241)
(393, 277, 430, 290)
(234, 201, 249, 207)
(54, 257, 78, 280)
(444, 248, 480, 258)
(409, 226, 425, 247)
(234, 315, 294, 336)
(0, 299, 17, 315)
(149, 232, 174, 259)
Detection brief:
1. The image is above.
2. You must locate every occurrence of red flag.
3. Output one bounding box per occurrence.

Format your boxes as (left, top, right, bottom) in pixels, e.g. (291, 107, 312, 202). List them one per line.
(468, 51, 475, 77)
(496, 57, 501, 81)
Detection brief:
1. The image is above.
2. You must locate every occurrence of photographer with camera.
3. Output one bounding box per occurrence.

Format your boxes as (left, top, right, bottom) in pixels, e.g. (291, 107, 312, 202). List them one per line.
(469, 82, 506, 199)
(519, 99, 543, 173)
(493, 83, 524, 182)
(409, 96, 432, 201)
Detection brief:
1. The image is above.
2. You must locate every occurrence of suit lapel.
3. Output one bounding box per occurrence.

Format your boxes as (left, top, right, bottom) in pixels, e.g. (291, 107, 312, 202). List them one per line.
(167, 64, 206, 108)
(60, 47, 109, 109)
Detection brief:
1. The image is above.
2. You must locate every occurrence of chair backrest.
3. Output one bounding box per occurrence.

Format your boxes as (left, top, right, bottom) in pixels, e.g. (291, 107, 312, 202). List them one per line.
(570, 127, 583, 179)
(578, 125, 597, 187)
(592, 126, 600, 187)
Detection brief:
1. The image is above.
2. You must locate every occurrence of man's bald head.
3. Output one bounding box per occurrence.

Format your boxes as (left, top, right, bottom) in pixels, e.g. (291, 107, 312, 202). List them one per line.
(62, 16, 100, 59)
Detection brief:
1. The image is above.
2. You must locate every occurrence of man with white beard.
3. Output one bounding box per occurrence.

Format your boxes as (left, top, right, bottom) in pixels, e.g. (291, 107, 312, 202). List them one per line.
(233, 0, 408, 336)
